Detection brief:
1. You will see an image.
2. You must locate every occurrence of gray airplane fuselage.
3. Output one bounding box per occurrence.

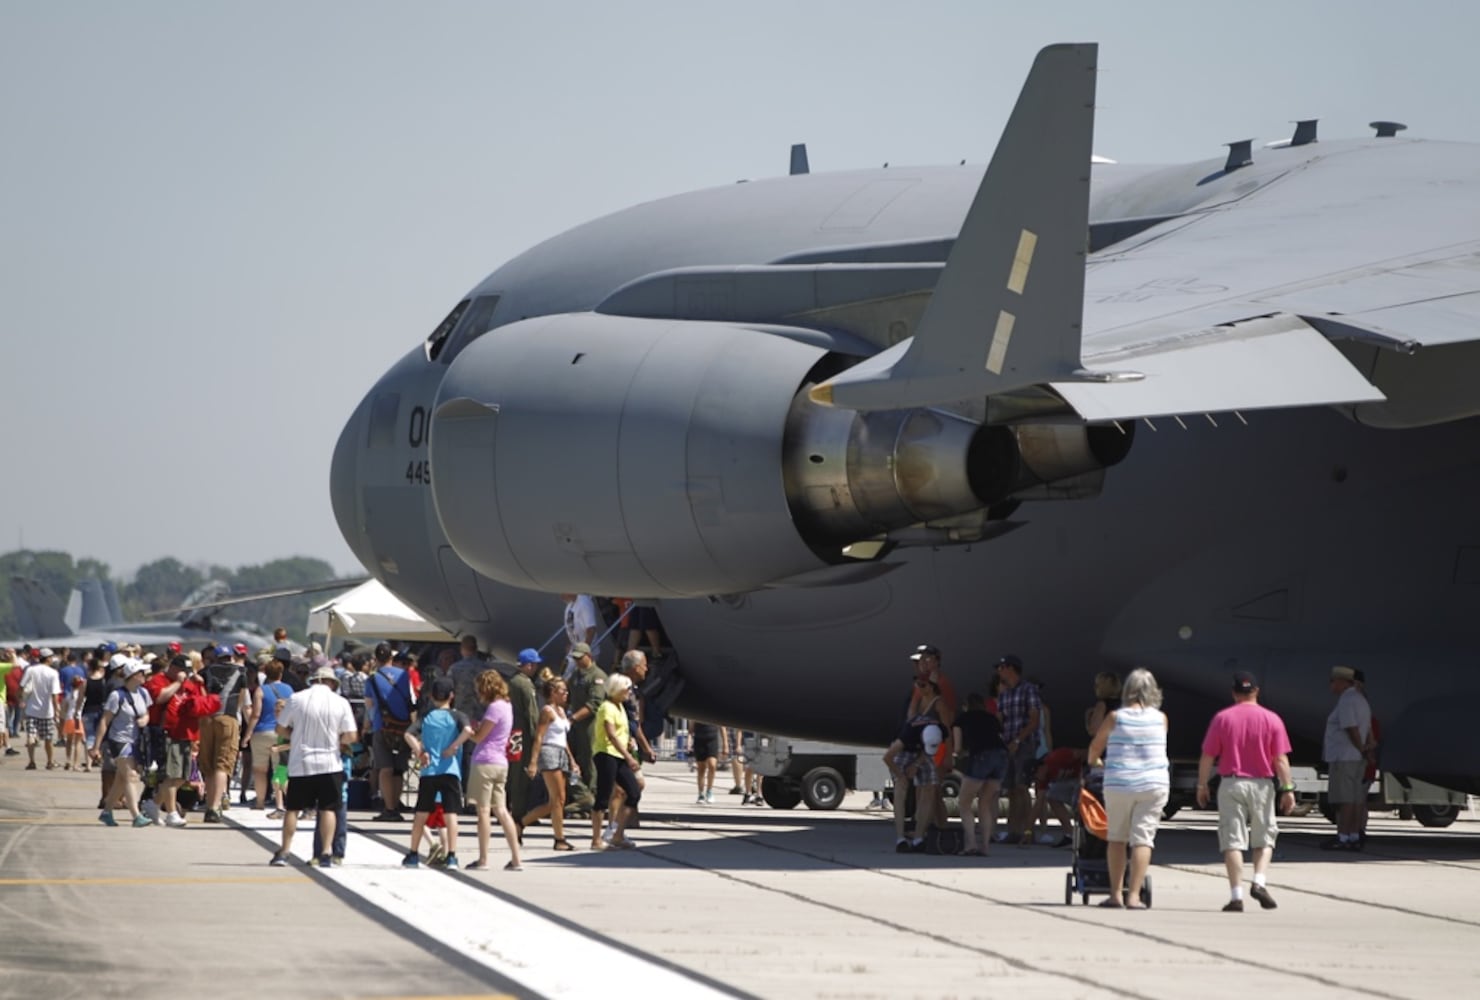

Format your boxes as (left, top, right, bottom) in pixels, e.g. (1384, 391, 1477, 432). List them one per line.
(332, 141, 1480, 792)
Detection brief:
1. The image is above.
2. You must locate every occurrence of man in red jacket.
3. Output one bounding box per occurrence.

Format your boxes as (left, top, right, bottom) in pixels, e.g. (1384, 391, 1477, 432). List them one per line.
(157, 657, 216, 828)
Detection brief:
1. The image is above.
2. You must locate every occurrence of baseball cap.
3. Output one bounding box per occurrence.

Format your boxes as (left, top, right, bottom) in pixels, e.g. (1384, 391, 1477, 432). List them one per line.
(995, 654, 1024, 671)
(910, 644, 941, 661)
(233, 643, 248, 656)
(142, 652, 158, 664)
(1330, 665, 1356, 682)
(570, 642, 592, 659)
(104, 641, 118, 653)
(38, 647, 55, 658)
(1232, 670, 1258, 693)
(429, 676, 455, 702)
(214, 644, 232, 657)
(121, 659, 148, 679)
(273, 644, 294, 663)
(108, 653, 130, 671)
(167, 641, 182, 654)
(518, 648, 543, 665)
(921, 723, 944, 754)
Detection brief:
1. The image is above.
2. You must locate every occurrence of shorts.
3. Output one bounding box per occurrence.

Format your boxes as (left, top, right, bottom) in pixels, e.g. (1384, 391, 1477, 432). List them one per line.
(249, 730, 279, 765)
(373, 728, 410, 774)
(627, 605, 660, 631)
(1218, 776, 1278, 852)
(962, 748, 1007, 783)
(692, 730, 720, 760)
(537, 744, 569, 772)
(24, 716, 56, 744)
(414, 773, 464, 815)
(467, 763, 508, 812)
(1002, 741, 1038, 791)
(893, 750, 938, 787)
(1327, 759, 1368, 804)
(197, 715, 240, 775)
(82, 708, 103, 747)
(284, 771, 345, 813)
(1104, 787, 1169, 848)
(164, 740, 195, 781)
(1046, 777, 1080, 805)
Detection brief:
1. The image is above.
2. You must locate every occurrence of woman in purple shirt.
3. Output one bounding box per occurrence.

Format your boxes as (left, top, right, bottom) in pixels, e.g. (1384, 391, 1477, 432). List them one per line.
(465, 671, 523, 871)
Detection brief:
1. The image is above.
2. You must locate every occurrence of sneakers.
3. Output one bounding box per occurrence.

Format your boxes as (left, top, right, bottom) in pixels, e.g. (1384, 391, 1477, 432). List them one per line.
(729, 786, 743, 795)
(164, 812, 187, 829)
(444, 855, 459, 870)
(202, 810, 222, 824)
(465, 860, 488, 870)
(402, 852, 420, 868)
(1222, 899, 1244, 912)
(317, 855, 334, 869)
(705, 790, 714, 803)
(25, 762, 36, 770)
(331, 856, 344, 867)
(131, 814, 153, 828)
(895, 838, 911, 853)
(696, 794, 707, 805)
(372, 810, 404, 822)
(99, 811, 117, 827)
(269, 852, 288, 867)
(1249, 884, 1278, 910)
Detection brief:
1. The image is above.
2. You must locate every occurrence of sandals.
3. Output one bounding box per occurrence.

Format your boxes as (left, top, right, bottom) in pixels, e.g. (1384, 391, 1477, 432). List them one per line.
(1097, 897, 1124, 908)
(553, 839, 576, 852)
(958, 847, 984, 857)
(504, 861, 523, 871)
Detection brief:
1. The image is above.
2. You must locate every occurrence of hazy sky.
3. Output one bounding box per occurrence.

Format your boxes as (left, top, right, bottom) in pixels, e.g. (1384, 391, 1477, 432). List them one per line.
(3, 2, 1476, 579)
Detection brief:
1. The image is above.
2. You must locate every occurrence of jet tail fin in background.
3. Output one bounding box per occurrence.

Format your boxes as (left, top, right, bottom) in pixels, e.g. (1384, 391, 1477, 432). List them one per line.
(9, 576, 73, 639)
(812, 42, 1139, 411)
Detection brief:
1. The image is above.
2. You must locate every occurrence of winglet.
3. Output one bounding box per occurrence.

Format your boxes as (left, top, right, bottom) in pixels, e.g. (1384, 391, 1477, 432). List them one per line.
(812, 43, 1137, 411)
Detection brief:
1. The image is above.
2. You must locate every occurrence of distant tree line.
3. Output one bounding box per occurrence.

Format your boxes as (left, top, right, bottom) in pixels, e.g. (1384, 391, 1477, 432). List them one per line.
(0, 549, 337, 643)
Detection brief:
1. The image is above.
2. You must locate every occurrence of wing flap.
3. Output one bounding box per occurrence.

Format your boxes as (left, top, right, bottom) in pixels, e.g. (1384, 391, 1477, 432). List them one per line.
(1053, 314, 1384, 421)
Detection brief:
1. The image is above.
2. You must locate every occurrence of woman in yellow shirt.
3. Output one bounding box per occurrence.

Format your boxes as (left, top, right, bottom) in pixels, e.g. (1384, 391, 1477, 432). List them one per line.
(591, 674, 642, 850)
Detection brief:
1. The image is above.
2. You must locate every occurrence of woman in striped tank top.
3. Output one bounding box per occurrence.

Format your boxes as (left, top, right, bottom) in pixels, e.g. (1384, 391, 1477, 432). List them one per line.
(1087, 668, 1169, 909)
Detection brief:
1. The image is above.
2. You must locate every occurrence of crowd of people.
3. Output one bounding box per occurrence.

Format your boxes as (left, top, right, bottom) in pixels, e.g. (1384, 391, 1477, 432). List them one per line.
(3, 592, 1384, 908)
(883, 643, 1381, 911)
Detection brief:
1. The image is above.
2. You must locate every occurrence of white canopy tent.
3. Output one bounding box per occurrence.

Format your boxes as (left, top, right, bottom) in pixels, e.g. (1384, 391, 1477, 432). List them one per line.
(306, 579, 455, 643)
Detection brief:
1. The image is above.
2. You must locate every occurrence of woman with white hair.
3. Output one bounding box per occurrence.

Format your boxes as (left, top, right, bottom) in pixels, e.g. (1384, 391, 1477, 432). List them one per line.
(1087, 667, 1169, 909)
(590, 672, 642, 850)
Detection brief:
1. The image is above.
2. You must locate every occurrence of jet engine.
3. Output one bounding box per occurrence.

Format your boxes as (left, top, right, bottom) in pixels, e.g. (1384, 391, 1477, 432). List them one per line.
(428, 314, 1008, 598)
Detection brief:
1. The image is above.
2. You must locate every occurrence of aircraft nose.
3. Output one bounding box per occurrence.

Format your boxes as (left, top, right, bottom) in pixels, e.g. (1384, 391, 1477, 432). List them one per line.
(330, 398, 366, 566)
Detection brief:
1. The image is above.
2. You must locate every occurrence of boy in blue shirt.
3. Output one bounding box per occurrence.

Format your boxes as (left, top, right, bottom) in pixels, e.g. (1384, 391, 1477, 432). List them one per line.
(403, 677, 473, 869)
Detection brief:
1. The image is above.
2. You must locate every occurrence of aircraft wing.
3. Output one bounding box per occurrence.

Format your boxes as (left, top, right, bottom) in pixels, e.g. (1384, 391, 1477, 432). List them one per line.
(1056, 139, 1480, 421)
(0, 627, 182, 650)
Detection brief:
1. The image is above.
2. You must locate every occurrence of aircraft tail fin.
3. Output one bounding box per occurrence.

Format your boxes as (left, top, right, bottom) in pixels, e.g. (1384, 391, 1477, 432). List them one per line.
(10, 576, 73, 639)
(812, 42, 1138, 411)
(103, 580, 123, 624)
(77, 579, 116, 629)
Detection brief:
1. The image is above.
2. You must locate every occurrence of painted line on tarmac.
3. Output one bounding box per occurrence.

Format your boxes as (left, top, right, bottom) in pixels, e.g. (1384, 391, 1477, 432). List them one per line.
(0, 875, 306, 886)
(228, 814, 750, 1000)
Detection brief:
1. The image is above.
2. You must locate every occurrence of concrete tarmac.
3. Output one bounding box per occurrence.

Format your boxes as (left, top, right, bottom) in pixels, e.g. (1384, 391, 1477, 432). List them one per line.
(3, 755, 1478, 1000)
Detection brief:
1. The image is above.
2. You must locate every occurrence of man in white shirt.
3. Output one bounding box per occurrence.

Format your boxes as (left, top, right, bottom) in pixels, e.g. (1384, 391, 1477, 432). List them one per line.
(270, 665, 357, 868)
(1322, 665, 1373, 851)
(21, 649, 62, 770)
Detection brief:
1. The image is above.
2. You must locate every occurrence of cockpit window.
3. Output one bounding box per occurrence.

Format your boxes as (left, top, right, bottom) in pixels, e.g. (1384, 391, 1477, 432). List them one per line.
(425, 299, 469, 362)
(440, 294, 502, 363)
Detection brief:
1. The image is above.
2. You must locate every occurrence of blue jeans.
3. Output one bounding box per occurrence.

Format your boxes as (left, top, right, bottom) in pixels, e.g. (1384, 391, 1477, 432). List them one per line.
(312, 799, 348, 859)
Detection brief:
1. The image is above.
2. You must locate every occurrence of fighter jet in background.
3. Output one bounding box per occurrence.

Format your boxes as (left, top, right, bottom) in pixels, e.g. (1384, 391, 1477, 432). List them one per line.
(330, 44, 1480, 795)
(3, 575, 356, 653)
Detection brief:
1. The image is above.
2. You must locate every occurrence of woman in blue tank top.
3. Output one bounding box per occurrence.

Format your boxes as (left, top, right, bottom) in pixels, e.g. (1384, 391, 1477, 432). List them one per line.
(1087, 667, 1169, 909)
(250, 660, 295, 812)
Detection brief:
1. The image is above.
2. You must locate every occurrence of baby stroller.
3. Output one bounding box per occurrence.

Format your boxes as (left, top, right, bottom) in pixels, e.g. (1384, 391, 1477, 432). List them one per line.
(1064, 770, 1152, 907)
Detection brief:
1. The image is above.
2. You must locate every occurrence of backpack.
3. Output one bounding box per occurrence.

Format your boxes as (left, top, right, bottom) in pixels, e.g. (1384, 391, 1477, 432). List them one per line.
(203, 663, 245, 717)
(370, 668, 415, 736)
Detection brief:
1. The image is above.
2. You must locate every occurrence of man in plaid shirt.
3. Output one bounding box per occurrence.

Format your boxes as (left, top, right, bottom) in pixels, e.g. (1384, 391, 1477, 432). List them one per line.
(995, 654, 1041, 845)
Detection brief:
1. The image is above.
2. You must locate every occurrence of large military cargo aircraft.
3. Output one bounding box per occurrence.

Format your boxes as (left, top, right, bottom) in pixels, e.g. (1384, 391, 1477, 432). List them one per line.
(330, 44, 1480, 794)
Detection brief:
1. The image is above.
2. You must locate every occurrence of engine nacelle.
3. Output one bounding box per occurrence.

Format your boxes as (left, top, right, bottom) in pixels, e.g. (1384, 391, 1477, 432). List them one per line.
(430, 314, 837, 597)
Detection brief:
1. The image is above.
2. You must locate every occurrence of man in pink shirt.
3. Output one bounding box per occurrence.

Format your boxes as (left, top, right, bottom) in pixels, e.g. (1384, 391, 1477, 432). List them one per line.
(1196, 671, 1296, 913)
